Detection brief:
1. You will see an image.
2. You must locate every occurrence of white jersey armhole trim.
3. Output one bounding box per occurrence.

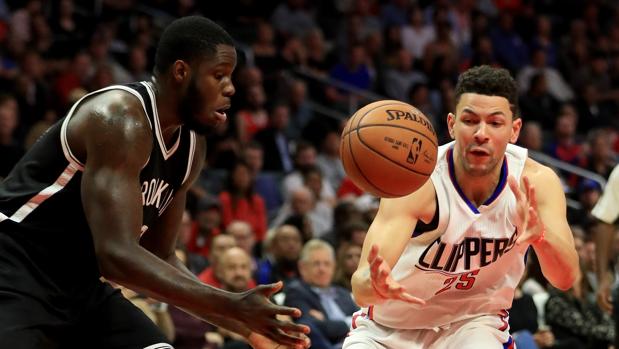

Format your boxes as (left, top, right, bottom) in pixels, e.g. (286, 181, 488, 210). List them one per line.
(143, 343, 174, 349)
(182, 131, 197, 185)
(142, 81, 181, 160)
(60, 85, 153, 172)
(5, 163, 79, 223)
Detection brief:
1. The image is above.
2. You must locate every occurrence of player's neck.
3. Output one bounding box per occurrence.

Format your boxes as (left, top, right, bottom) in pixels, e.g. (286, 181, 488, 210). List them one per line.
(152, 79, 182, 145)
(453, 158, 504, 208)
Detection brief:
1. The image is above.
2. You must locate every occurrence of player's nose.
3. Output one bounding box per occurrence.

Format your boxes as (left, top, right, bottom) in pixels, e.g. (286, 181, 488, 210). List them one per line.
(473, 122, 490, 143)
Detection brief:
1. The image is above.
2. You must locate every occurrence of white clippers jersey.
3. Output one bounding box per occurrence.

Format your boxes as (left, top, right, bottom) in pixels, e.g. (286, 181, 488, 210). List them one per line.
(370, 141, 529, 330)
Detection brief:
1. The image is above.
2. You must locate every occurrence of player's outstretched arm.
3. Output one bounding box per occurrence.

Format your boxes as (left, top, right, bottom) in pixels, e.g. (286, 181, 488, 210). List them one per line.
(511, 160, 579, 290)
(73, 92, 309, 349)
(351, 180, 435, 307)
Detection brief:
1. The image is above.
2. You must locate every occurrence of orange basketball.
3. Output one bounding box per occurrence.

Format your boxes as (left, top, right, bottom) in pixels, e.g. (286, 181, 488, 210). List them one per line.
(340, 100, 438, 198)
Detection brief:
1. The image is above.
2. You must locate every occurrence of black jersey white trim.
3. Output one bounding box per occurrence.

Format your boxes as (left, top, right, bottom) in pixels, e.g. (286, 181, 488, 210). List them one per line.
(181, 131, 196, 185)
(0, 163, 78, 223)
(141, 81, 181, 160)
(143, 343, 174, 349)
(60, 85, 153, 171)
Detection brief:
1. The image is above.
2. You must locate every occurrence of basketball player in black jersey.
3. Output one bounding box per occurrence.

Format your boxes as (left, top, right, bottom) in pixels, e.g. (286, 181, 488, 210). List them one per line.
(0, 16, 310, 349)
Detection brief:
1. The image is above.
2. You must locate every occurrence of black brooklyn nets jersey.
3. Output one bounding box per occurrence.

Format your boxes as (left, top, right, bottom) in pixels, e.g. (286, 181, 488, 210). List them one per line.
(0, 81, 196, 293)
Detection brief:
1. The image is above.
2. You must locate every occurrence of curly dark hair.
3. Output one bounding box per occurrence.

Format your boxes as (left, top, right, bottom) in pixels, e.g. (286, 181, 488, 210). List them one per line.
(155, 16, 234, 75)
(454, 65, 519, 118)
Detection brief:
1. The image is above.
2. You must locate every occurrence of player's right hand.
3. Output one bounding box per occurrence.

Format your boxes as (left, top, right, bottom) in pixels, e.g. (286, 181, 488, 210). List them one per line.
(233, 282, 311, 349)
(596, 277, 613, 313)
(367, 244, 425, 305)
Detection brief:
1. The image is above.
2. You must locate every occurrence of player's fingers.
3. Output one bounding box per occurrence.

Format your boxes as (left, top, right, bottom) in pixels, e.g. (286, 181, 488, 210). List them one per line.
(274, 319, 311, 335)
(270, 304, 303, 319)
(267, 328, 309, 348)
(258, 281, 284, 297)
(367, 244, 379, 263)
(523, 176, 532, 202)
(529, 185, 538, 210)
(507, 176, 523, 202)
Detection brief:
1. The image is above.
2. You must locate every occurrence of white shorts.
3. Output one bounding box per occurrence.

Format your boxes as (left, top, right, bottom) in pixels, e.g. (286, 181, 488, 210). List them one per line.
(343, 310, 514, 349)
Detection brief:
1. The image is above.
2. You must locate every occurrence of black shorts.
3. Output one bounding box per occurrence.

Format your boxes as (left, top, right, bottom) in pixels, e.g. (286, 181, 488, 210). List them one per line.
(0, 232, 173, 349)
(0, 282, 173, 349)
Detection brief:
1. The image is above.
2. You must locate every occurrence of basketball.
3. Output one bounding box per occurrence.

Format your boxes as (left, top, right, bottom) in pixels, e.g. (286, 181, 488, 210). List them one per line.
(340, 100, 438, 198)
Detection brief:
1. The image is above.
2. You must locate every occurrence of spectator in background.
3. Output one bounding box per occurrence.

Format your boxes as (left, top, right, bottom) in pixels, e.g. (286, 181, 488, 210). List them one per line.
(545, 264, 615, 349)
(186, 195, 223, 260)
(383, 48, 427, 102)
(235, 84, 269, 145)
(254, 102, 294, 173)
(286, 79, 313, 140)
(333, 242, 362, 292)
(575, 82, 616, 134)
(517, 49, 574, 103)
(325, 43, 372, 111)
(198, 234, 238, 287)
(519, 73, 560, 128)
(176, 209, 209, 275)
(273, 186, 333, 239)
(490, 11, 529, 73)
(401, 6, 435, 60)
(518, 121, 544, 153)
(241, 142, 283, 214)
(0, 93, 22, 178)
(285, 240, 359, 349)
(251, 21, 278, 79)
(545, 110, 585, 172)
(283, 141, 335, 201)
(227, 220, 259, 268)
(256, 224, 303, 285)
(218, 160, 267, 242)
(584, 129, 617, 180)
(270, 0, 317, 39)
(316, 130, 346, 193)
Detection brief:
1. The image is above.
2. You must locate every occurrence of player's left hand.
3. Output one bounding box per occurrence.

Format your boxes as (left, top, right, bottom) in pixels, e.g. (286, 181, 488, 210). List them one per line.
(508, 175, 545, 246)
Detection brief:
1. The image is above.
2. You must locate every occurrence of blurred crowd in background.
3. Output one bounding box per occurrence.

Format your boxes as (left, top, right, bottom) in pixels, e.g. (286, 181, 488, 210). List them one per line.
(1, 0, 618, 348)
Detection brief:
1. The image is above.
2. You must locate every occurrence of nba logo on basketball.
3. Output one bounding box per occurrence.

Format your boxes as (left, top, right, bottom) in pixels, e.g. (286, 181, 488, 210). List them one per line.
(407, 138, 422, 164)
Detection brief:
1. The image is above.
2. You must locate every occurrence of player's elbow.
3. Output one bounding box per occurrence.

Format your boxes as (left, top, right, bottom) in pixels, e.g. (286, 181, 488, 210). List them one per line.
(553, 269, 581, 291)
(95, 241, 134, 282)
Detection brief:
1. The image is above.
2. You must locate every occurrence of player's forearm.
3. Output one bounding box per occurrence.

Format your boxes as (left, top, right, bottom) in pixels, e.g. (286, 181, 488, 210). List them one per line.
(98, 243, 235, 320)
(594, 221, 615, 283)
(533, 226, 580, 291)
(165, 254, 201, 282)
(351, 267, 378, 307)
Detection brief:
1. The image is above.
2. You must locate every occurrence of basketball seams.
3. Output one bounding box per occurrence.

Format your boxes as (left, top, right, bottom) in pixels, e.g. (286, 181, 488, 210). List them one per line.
(345, 132, 395, 197)
(343, 101, 411, 138)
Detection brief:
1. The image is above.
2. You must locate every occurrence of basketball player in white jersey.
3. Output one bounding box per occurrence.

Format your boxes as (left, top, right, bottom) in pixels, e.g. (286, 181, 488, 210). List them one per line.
(345, 65, 579, 349)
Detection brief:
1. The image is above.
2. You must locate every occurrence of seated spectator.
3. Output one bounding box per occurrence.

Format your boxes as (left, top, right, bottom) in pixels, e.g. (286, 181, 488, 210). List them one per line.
(219, 160, 267, 241)
(333, 242, 361, 291)
(176, 209, 209, 275)
(0, 93, 23, 178)
(545, 264, 615, 349)
(253, 102, 294, 173)
(272, 186, 333, 238)
(186, 195, 223, 260)
(256, 225, 303, 285)
(208, 247, 258, 349)
(284, 239, 359, 349)
(235, 84, 269, 144)
(316, 130, 346, 193)
(283, 141, 336, 202)
(518, 121, 544, 153)
(197, 234, 238, 287)
(226, 220, 259, 268)
(242, 142, 283, 215)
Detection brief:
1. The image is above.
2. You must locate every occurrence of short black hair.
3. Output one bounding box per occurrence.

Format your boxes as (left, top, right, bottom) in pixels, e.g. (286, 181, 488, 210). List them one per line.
(454, 65, 519, 118)
(154, 16, 234, 75)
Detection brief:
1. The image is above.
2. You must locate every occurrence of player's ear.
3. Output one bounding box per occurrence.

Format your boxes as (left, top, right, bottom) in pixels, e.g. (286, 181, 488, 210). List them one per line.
(171, 60, 190, 83)
(510, 117, 522, 144)
(447, 113, 456, 139)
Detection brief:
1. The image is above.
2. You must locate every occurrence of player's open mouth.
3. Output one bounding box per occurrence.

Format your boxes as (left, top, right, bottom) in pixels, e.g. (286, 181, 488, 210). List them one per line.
(469, 148, 490, 157)
(214, 105, 230, 122)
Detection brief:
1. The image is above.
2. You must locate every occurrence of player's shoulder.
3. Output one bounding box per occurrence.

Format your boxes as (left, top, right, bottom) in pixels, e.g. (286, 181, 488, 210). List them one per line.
(378, 177, 436, 221)
(523, 157, 561, 188)
(72, 89, 152, 140)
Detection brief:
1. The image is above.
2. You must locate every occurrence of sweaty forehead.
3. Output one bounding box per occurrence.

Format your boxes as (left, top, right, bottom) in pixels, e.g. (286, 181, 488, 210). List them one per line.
(456, 93, 513, 118)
